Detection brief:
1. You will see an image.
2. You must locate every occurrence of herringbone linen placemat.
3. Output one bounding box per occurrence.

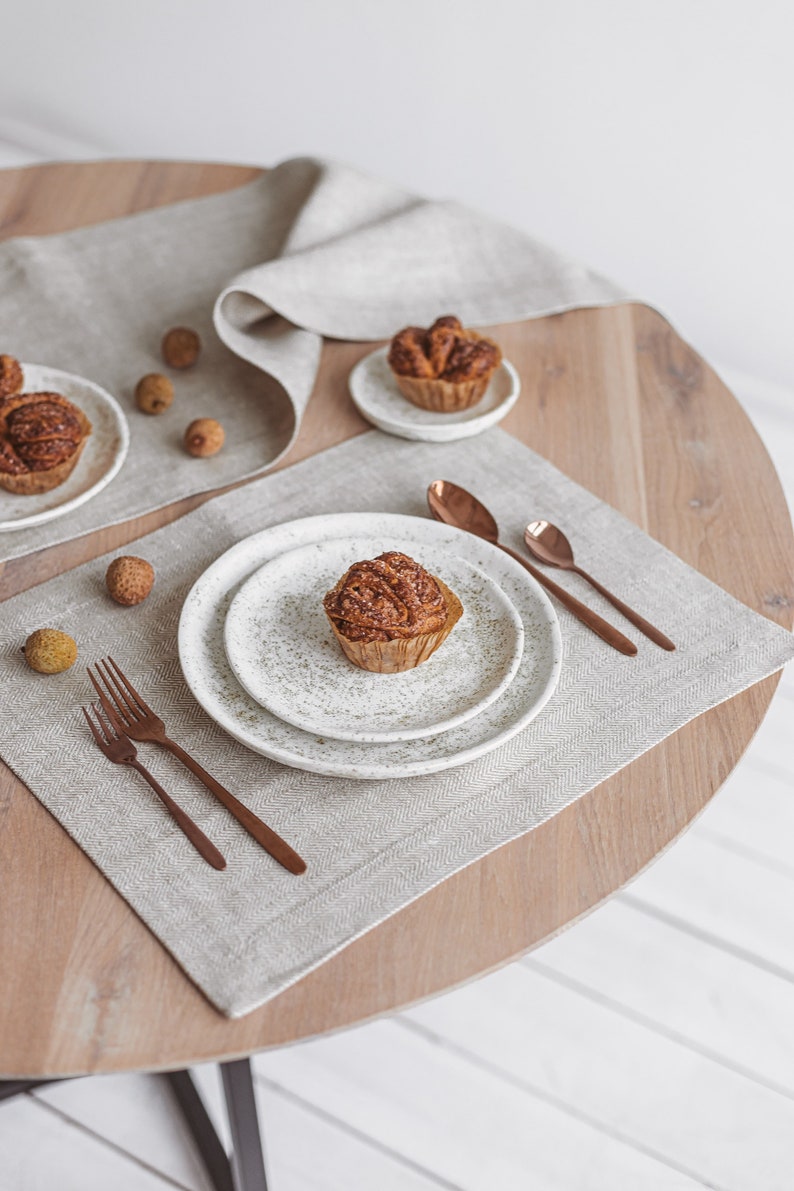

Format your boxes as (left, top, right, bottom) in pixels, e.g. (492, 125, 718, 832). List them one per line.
(0, 430, 792, 1017)
(0, 156, 628, 564)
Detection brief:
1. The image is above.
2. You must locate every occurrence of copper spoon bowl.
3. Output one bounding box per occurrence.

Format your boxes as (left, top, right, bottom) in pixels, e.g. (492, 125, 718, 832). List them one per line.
(524, 520, 675, 651)
(427, 479, 637, 656)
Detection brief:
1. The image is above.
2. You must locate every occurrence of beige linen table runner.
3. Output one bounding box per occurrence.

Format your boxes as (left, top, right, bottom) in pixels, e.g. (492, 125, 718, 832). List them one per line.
(0, 156, 628, 563)
(0, 429, 792, 1017)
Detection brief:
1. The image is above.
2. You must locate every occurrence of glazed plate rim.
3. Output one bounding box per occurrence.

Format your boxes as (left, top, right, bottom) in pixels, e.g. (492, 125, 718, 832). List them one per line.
(0, 364, 130, 532)
(348, 347, 521, 443)
(178, 512, 563, 780)
(222, 536, 525, 743)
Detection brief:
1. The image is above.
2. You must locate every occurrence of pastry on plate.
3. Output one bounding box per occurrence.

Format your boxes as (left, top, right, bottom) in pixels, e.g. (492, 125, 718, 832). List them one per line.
(0, 354, 23, 400)
(323, 550, 463, 673)
(387, 315, 502, 413)
(0, 390, 93, 495)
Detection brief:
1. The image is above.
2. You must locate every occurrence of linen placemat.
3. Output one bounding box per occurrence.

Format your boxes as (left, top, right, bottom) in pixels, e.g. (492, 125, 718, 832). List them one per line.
(1, 429, 792, 1018)
(0, 156, 628, 564)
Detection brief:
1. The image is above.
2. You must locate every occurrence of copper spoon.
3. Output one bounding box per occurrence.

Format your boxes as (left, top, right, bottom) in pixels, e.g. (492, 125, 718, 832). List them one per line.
(524, 521, 676, 651)
(427, 480, 637, 656)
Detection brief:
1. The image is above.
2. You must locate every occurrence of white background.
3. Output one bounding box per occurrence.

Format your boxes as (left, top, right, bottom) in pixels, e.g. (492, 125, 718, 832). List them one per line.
(1, 0, 792, 393)
(3, 8, 794, 1189)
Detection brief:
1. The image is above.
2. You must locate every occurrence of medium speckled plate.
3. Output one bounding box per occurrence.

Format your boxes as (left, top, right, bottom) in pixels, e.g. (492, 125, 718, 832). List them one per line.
(179, 514, 562, 779)
(223, 537, 525, 743)
(0, 364, 129, 532)
(349, 347, 521, 443)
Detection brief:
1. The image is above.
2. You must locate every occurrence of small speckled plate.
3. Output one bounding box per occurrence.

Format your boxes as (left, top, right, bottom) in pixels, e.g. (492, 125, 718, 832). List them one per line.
(223, 537, 525, 743)
(0, 364, 129, 532)
(179, 513, 562, 780)
(349, 347, 521, 443)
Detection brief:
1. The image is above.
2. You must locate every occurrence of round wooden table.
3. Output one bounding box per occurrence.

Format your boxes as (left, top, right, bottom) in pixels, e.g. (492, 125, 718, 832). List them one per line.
(1, 161, 792, 1081)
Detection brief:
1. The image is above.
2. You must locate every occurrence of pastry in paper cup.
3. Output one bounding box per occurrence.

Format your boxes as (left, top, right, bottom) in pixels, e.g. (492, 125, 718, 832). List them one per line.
(323, 551, 463, 674)
(387, 315, 502, 413)
(0, 389, 92, 496)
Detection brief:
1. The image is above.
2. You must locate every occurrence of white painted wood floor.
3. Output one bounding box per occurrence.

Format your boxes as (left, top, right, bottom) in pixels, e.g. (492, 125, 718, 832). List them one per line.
(0, 168, 791, 1186)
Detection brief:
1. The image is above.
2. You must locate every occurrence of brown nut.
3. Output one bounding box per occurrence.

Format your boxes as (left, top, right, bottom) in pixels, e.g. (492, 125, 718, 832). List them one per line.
(184, 417, 224, 457)
(162, 326, 201, 369)
(106, 556, 155, 606)
(23, 628, 78, 674)
(135, 372, 174, 415)
(0, 354, 24, 399)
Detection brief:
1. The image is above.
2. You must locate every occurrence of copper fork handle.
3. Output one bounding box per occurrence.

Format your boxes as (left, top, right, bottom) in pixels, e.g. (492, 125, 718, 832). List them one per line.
(499, 543, 638, 656)
(162, 739, 307, 875)
(573, 566, 676, 651)
(129, 759, 226, 871)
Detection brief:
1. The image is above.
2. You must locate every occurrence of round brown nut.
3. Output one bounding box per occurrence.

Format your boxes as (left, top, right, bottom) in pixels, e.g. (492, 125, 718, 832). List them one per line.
(135, 372, 174, 415)
(23, 628, 78, 674)
(106, 556, 155, 606)
(162, 326, 201, 369)
(184, 417, 225, 457)
(0, 354, 24, 399)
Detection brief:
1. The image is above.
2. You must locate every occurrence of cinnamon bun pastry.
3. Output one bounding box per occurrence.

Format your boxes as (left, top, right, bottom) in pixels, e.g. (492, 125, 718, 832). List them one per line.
(0, 355, 23, 400)
(0, 391, 92, 495)
(323, 550, 463, 673)
(387, 315, 502, 413)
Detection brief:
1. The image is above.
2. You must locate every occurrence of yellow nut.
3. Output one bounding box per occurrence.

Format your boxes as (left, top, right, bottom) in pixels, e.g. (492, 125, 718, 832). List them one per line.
(135, 373, 174, 415)
(184, 417, 224, 457)
(106, 555, 155, 606)
(24, 628, 78, 674)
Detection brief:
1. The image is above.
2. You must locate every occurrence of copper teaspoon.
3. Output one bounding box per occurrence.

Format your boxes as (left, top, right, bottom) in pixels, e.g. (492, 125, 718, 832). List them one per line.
(524, 520, 675, 651)
(427, 479, 637, 656)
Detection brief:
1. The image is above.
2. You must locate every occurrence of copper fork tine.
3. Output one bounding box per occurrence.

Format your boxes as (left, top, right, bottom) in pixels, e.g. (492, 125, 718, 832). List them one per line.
(87, 657, 307, 875)
(82, 702, 226, 871)
(82, 703, 110, 747)
(96, 657, 150, 723)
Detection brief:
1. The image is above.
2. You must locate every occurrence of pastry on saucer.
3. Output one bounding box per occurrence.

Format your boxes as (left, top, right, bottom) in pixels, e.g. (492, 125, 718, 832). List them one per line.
(0, 390, 92, 495)
(323, 550, 463, 673)
(0, 354, 23, 400)
(387, 315, 502, 413)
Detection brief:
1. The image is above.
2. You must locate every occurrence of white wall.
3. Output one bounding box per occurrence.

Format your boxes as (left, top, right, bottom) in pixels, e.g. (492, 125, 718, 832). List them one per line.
(2, 0, 792, 391)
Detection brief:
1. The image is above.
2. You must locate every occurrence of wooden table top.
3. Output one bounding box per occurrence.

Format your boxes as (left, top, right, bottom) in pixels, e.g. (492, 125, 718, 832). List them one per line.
(0, 161, 792, 1079)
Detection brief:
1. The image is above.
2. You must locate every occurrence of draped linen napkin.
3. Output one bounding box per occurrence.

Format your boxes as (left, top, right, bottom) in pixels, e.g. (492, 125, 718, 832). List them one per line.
(0, 156, 628, 563)
(0, 429, 791, 1017)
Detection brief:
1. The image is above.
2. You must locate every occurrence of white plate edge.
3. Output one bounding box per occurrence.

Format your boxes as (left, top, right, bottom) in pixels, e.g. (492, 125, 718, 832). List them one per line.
(178, 513, 562, 779)
(0, 364, 130, 532)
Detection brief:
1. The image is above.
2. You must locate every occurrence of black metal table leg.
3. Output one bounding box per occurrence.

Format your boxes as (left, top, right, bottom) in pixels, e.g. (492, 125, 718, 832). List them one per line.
(165, 1060, 269, 1191)
(1, 1060, 269, 1191)
(221, 1058, 269, 1191)
(0, 1079, 52, 1101)
(164, 1069, 235, 1191)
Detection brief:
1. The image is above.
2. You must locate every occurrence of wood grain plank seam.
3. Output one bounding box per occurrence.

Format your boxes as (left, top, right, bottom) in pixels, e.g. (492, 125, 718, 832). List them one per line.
(689, 825, 794, 881)
(395, 1018, 726, 1191)
(523, 958, 794, 1105)
(25, 1087, 192, 1190)
(618, 893, 794, 984)
(250, 1068, 463, 1191)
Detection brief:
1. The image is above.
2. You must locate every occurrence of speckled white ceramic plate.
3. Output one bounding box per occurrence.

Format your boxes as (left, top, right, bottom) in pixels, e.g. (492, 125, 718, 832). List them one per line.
(179, 514, 562, 779)
(223, 536, 525, 743)
(348, 347, 521, 443)
(0, 364, 129, 532)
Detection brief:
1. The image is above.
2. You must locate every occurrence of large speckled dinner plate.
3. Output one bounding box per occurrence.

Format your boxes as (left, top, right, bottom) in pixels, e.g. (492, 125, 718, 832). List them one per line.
(349, 347, 521, 443)
(178, 513, 562, 779)
(223, 536, 525, 743)
(0, 364, 129, 532)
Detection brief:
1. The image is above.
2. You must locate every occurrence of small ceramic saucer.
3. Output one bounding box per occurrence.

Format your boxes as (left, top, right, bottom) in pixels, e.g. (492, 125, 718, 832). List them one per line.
(348, 347, 521, 443)
(0, 364, 129, 532)
(223, 536, 524, 744)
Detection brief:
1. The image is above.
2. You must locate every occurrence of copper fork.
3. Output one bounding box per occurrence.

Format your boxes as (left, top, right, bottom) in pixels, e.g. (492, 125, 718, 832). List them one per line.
(87, 657, 306, 875)
(82, 702, 226, 871)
